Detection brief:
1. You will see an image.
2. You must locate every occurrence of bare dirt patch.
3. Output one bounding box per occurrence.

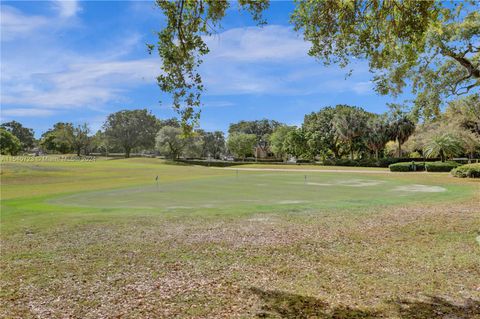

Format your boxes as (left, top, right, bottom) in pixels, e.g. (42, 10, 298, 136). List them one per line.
(276, 200, 308, 204)
(394, 184, 447, 193)
(336, 179, 385, 187)
(306, 182, 333, 186)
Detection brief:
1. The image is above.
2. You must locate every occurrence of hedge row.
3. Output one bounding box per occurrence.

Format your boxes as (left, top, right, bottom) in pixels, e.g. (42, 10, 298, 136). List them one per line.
(175, 159, 316, 166)
(425, 161, 460, 172)
(388, 162, 426, 172)
(389, 161, 460, 172)
(174, 159, 246, 167)
(323, 157, 440, 168)
(451, 163, 480, 178)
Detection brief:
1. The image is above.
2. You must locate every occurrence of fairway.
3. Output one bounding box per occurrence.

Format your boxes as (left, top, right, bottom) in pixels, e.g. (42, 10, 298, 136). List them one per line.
(1, 159, 479, 318)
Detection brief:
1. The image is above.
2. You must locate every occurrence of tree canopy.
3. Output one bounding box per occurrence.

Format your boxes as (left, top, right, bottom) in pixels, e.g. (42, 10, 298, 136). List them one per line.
(292, 1, 479, 119)
(333, 106, 371, 160)
(364, 115, 391, 159)
(156, 126, 186, 159)
(444, 93, 480, 135)
(0, 128, 22, 155)
(40, 123, 74, 154)
(1, 120, 35, 150)
(103, 109, 159, 158)
(269, 125, 296, 161)
(228, 119, 282, 142)
(154, 0, 479, 126)
(226, 133, 257, 160)
(201, 130, 225, 159)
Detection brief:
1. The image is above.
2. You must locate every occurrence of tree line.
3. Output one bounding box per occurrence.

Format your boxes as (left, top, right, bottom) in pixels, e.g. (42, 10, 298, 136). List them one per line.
(1, 94, 478, 162)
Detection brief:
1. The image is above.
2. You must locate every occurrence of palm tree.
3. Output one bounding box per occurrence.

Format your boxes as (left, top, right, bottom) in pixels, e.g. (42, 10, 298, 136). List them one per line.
(334, 108, 369, 160)
(390, 116, 415, 157)
(423, 133, 464, 162)
(365, 116, 391, 159)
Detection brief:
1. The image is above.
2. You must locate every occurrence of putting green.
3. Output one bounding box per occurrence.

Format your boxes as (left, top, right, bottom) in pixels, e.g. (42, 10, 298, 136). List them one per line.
(50, 171, 472, 211)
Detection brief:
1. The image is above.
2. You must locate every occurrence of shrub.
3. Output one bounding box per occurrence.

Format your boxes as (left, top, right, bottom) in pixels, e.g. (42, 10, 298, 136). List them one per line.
(389, 162, 425, 172)
(174, 159, 245, 167)
(323, 158, 358, 166)
(323, 157, 440, 168)
(425, 161, 460, 172)
(451, 163, 480, 178)
(296, 159, 314, 164)
(255, 158, 283, 163)
(409, 151, 422, 158)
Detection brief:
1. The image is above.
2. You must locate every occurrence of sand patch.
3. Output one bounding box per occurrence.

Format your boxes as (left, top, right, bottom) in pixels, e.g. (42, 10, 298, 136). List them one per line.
(336, 179, 384, 187)
(277, 200, 307, 204)
(306, 182, 333, 186)
(394, 184, 446, 193)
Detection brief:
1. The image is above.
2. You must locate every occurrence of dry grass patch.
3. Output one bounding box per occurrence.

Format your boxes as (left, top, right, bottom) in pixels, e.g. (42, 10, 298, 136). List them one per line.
(2, 201, 479, 318)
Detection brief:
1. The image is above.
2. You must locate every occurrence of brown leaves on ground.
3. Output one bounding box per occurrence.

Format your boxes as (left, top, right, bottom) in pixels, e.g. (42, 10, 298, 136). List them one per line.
(1, 201, 479, 318)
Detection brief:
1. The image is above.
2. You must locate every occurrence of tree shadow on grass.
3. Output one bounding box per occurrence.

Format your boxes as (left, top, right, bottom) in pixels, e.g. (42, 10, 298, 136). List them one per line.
(391, 295, 480, 319)
(250, 288, 480, 319)
(250, 287, 381, 318)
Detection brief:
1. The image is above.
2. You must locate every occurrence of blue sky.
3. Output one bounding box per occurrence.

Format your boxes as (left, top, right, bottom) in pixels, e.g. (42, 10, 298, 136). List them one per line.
(1, 1, 411, 137)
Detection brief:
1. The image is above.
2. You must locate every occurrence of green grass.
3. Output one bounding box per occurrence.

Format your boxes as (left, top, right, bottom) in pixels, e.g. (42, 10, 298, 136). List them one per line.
(1, 158, 479, 318)
(49, 168, 472, 211)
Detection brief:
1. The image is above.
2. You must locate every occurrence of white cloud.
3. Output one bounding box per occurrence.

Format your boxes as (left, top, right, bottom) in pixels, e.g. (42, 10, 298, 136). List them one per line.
(1, 58, 160, 108)
(200, 25, 373, 96)
(1, 108, 56, 117)
(352, 81, 373, 94)
(1, 1, 81, 42)
(205, 25, 310, 61)
(1, 3, 159, 113)
(0, 5, 49, 41)
(203, 101, 235, 108)
(52, 0, 81, 18)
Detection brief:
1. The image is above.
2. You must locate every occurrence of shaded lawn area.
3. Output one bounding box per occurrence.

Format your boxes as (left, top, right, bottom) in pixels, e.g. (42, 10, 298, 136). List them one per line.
(1, 158, 479, 318)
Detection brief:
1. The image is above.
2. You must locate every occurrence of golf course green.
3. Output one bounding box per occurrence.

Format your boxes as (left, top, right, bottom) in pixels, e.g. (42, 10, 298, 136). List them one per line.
(50, 168, 471, 211)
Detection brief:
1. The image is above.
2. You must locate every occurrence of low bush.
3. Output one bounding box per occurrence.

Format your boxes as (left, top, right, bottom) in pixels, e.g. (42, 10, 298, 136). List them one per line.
(389, 162, 425, 172)
(296, 159, 314, 164)
(425, 161, 460, 172)
(323, 157, 441, 168)
(174, 159, 245, 167)
(255, 158, 284, 163)
(451, 163, 480, 178)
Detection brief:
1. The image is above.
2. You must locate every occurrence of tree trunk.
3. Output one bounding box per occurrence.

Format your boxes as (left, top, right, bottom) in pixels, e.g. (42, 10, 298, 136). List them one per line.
(77, 148, 81, 156)
(375, 149, 379, 160)
(350, 141, 354, 160)
(332, 147, 339, 159)
(398, 140, 402, 158)
(125, 147, 131, 158)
